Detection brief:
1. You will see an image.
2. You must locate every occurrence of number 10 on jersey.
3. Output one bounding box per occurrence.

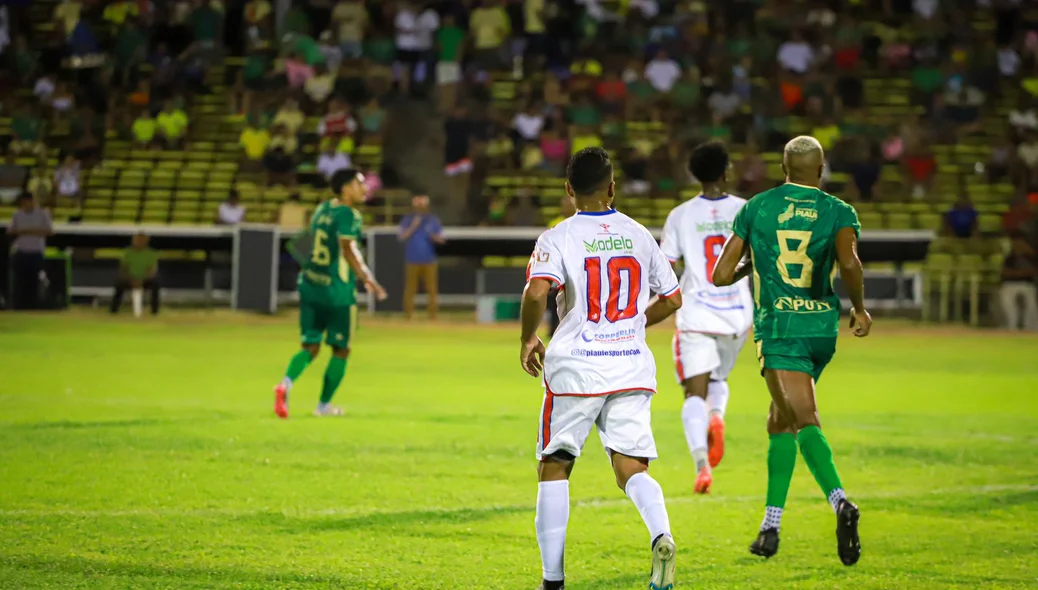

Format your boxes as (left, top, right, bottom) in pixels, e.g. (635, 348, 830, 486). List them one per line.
(584, 256, 641, 323)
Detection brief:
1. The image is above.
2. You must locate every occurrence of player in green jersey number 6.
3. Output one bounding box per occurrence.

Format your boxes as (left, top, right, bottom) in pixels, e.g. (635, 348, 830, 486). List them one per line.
(274, 169, 388, 419)
(712, 136, 871, 566)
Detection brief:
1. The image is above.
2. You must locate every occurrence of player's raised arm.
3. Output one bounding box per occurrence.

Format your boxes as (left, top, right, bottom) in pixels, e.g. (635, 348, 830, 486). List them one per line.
(711, 234, 752, 287)
(835, 226, 871, 337)
(340, 235, 387, 301)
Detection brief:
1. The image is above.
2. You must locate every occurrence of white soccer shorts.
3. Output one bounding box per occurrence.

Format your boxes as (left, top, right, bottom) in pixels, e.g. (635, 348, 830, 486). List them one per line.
(536, 390, 657, 461)
(672, 331, 749, 382)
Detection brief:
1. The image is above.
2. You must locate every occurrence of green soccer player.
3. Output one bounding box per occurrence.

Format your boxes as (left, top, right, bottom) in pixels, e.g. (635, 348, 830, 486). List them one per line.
(274, 169, 387, 419)
(712, 136, 871, 566)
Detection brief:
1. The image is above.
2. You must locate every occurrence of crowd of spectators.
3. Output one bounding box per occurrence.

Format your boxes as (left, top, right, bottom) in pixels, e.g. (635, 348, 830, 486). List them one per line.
(3, 0, 1038, 325)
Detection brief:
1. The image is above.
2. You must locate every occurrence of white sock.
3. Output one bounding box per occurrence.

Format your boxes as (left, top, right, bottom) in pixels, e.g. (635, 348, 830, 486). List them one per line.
(535, 480, 569, 582)
(131, 289, 143, 317)
(760, 506, 783, 531)
(707, 380, 730, 418)
(828, 488, 847, 513)
(280, 376, 293, 392)
(681, 396, 709, 471)
(625, 472, 671, 542)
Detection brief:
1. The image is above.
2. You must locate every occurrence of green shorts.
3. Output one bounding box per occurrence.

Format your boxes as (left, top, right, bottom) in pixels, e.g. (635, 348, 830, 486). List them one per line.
(755, 337, 837, 383)
(300, 303, 356, 348)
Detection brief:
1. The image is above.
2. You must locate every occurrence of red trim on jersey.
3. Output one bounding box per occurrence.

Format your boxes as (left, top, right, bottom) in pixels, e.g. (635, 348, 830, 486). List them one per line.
(544, 383, 657, 398)
(528, 273, 561, 286)
(659, 285, 680, 299)
(541, 393, 554, 450)
(673, 334, 685, 381)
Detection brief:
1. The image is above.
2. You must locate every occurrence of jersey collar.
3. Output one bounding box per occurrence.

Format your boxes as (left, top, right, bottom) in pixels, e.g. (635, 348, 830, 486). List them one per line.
(697, 192, 729, 201)
(577, 208, 617, 216)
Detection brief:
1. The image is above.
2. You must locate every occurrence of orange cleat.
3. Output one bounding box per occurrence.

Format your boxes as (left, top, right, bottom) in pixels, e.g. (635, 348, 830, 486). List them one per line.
(707, 414, 726, 468)
(274, 383, 289, 419)
(694, 466, 712, 494)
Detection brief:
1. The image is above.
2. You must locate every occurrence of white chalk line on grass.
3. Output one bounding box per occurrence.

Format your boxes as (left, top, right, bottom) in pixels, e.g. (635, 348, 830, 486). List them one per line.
(1, 484, 1035, 519)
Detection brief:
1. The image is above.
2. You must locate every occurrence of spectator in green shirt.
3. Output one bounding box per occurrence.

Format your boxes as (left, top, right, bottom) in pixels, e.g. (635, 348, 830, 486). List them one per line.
(114, 19, 149, 86)
(10, 106, 47, 158)
(435, 13, 465, 113)
(191, 0, 223, 46)
(111, 232, 161, 316)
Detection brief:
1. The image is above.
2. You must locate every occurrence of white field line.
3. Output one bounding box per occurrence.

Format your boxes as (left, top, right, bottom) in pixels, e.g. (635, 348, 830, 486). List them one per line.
(1, 484, 1035, 519)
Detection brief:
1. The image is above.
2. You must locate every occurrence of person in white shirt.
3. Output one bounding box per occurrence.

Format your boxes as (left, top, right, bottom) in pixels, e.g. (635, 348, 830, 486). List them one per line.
(317, 146, 352, 181)
(512, 101, 545, 141)
(644, 49, 681, 93)
(521, 147, 681, 590)
(777, 31, 815, 74)
(660, 141, 752, 494)
(216, 191, 247, 225)
(394, 1, 439, 92)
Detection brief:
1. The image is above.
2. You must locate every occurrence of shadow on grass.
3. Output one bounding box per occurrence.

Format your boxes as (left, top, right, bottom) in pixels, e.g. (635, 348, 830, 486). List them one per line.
(868, 489, 1038, 516)
(0, 554, 360, 586)
(274, 504, 533, 534)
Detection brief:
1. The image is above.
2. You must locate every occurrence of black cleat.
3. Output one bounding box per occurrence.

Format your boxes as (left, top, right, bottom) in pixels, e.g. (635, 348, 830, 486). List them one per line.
(539, 580, 564, 590)
(836, 499, 861, 566)
(749, 527, 780, 558)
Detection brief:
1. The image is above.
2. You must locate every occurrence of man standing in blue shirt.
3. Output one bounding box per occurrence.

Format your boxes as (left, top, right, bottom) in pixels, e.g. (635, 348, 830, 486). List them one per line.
(399, 195, 445, 319)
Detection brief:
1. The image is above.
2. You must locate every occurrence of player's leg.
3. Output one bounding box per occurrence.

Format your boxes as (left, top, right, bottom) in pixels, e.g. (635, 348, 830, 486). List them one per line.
(314, 305, 357, 416)
(275, 302, 323, 418)
(535, 394, 602, 589)
(760, 338, 860, 565)
(673, 332, 719, 493)
(704, 331, 748, 468)
(749, 399, 797, 558)
(599, 392, 675, 590)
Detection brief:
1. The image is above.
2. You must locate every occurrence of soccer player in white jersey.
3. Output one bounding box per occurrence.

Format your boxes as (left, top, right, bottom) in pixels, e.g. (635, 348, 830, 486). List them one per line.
(660, 141, 753, 494)
(520, 148, 683, 590)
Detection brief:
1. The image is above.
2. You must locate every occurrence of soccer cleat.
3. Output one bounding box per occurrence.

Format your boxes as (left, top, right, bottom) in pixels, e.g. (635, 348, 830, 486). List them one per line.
(539, 580, 564, 590)
(313, 404, 345, 417)
(693, 466, 712, 494)
(749, 527, 780, 558)
(649, 533, 676, 590)
(707, 414, 725, 467)
(274, 384, 289, 419)
(835, 499, 861, 566)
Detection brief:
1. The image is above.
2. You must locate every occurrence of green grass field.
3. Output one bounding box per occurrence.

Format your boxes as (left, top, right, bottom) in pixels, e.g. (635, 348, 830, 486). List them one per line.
(1, 312, 1036, 589)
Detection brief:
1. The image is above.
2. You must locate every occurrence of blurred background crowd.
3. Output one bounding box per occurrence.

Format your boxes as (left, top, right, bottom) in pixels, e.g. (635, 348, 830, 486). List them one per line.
(1, 0, 1037, 326)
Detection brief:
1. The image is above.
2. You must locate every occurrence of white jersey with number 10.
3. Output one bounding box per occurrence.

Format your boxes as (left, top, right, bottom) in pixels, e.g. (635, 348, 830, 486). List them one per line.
(661, 194, 753, 335)
(527, 210, 680, 396)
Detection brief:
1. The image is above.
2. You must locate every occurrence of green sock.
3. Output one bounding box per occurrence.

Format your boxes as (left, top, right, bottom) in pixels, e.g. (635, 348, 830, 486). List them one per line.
(320, 356, 347, 404)
(766, 433, 798, 509)
(797, 425, 843, 497)
(284, 350, 313, 382)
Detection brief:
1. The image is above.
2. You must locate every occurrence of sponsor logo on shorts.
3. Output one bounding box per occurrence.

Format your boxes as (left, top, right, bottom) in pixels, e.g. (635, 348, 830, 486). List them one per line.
(570, 348, 642, 357)
(774, 296, 833, 313)
(583, 235, 634, 254)
(580, 327, 637, 343)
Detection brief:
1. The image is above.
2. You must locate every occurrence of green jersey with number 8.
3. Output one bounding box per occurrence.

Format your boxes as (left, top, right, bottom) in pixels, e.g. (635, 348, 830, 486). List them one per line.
(731, 183, 861, 340)
(298, 200, 363, 307)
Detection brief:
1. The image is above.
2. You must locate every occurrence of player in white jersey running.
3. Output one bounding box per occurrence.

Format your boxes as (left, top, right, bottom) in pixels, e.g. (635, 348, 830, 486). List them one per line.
(661, 141, 753, 494)
(521, 148, 683, 590)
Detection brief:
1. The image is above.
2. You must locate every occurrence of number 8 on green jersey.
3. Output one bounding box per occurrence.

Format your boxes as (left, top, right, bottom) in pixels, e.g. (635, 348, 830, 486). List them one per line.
(731, 183, 861, 381)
